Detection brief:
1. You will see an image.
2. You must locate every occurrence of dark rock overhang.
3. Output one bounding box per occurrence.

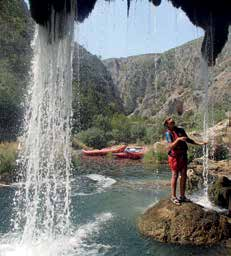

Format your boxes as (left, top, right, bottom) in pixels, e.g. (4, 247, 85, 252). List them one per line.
(28, 0, 98, 24)
(29, 0, 231, 66)
(161, 0, 231, 66)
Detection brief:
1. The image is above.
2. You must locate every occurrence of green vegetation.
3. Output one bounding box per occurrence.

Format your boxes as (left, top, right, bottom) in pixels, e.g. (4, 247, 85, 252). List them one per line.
(143, 150, 168, 165)
(75, 113, 166, 148)
(0, 0, 32, 141)
(72, 45, 122, 133)
(77, 127, 108, 149)
(0, 142, 17, 174)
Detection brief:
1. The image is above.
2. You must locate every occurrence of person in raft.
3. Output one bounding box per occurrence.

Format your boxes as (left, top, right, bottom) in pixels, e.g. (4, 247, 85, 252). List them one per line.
(164, 117, 207, 205)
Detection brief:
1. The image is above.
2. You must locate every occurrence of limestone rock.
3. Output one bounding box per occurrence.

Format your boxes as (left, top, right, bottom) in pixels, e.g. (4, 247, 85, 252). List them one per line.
(187, 158, 231, 193)
(208, 176, 231, 210)
(104, 35, 231, 119)
(187, 168, 204, 192)
(138, 199, 231, 245)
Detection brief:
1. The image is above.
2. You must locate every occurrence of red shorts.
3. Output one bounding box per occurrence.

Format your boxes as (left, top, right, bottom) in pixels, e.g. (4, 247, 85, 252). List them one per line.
(168, 155, 187, 173)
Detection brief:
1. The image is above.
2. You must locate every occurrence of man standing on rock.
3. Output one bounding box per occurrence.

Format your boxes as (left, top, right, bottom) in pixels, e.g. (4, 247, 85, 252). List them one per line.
(164, 117, 206, 205)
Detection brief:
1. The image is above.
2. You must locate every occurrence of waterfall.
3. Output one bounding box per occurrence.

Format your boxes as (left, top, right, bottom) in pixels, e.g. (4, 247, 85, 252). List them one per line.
(11, 1, 76, 251)
(201, 57, 209, 192)
(201, 22, 214, 199)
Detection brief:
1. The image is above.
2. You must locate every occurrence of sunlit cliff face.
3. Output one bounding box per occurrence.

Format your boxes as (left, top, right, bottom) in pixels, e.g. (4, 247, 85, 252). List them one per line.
(29, 0, 231, 65)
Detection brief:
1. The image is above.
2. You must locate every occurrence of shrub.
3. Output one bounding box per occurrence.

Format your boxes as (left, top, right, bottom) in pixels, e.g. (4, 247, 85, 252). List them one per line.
(71, 150, 81, 170)
(94, 114, 112, 132)
(72, 136, 87, 149)
(77, 127, 107, 149)
(0, 142, 18, 174)
(130, 123, 146, 142)
(144, 125, 164, 144)
(143, 150, 168, 164)
(143, 150, 155, 164)
(153, 151, 168, 163)
(111, 114, 132, 143)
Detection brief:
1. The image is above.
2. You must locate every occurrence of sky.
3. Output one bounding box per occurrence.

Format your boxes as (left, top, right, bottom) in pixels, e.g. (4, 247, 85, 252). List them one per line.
(77, 0, 204, 59)
(25, 0, 204, 59)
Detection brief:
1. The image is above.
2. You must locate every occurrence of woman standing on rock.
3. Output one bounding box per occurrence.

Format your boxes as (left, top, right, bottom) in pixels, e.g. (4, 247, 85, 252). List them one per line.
(164, 117, 207, 205)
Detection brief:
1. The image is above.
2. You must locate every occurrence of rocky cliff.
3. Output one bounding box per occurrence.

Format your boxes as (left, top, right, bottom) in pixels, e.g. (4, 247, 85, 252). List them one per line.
(104, 35, 231, 122)
(72, 45, 122, 131)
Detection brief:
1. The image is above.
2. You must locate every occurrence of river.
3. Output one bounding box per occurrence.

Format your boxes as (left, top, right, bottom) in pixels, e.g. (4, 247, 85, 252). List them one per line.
(0, 158, 229, 256)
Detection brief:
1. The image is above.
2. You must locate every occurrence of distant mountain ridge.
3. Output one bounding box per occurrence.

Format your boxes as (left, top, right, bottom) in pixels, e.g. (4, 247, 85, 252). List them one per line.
(103, 36, 231, 119)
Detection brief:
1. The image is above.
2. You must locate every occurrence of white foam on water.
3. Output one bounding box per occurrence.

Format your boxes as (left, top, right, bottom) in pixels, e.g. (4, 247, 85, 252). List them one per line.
(86, 174, 117, 188)
(0, 212, 113, 256)
(190, 191, 226, 212)
(73, 192, 98, 196)
(71, 174, 116, 196)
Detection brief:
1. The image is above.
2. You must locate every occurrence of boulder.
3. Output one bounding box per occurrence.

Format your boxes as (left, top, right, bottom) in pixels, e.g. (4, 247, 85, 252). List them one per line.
(138, 199, 231, 245)
(187, 168, 204, 192)
(208, 176, 231, 210)
(186, 158, 231, 193)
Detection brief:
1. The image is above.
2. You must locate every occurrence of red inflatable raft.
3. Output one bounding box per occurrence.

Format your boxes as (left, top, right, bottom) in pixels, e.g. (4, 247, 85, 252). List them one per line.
(82, 145, 127, 156)
(113, 147, 146, 160)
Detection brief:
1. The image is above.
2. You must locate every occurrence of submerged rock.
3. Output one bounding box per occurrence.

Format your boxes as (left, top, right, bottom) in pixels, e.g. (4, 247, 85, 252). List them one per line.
(138, 199, 231, 245)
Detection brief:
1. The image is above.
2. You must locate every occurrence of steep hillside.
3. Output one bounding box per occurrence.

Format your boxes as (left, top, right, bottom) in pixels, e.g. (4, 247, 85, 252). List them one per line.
(0, 0, 33, 141)
(104, 35, 231, 124)
(0, 1, 122, 138)
(72, 45, 123, 132)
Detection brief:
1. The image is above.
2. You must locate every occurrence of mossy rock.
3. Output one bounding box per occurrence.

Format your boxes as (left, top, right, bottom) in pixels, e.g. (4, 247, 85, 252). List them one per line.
(138, 198, 231, 245)
(208, 176, 231, 209)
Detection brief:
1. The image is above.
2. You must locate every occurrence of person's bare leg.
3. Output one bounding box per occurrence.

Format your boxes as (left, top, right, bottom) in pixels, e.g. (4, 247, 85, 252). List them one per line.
(180, 168, 187, 197)
(171, 172, 178, 197)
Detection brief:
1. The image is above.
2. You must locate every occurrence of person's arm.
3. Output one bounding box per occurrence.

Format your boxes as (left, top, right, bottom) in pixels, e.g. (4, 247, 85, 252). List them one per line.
(170, 137, 188, 148)
(182, 129, 207, 146)
(166, 131, 187, 149)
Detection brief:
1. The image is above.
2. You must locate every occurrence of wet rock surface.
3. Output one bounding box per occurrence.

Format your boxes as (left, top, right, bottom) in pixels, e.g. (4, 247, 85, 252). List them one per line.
(138, 198, 231, 245)
(187, 158, 231, 193)
(208, 176, 231, 210)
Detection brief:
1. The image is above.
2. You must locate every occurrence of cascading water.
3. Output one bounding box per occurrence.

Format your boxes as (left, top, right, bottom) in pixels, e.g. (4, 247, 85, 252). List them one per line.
(201, 23, 214, 203)
(201, 57, 209, 193)
(154, 56, 158, 98)
(1, 2, 76, 255)
(191, 49, 211, 208)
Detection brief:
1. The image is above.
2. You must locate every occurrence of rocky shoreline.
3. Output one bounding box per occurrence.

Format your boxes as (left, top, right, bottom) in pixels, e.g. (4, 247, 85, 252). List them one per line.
(137, 158, 231, 246)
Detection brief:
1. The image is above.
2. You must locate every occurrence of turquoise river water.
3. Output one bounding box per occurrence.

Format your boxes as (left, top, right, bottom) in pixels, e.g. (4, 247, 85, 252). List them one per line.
(0, 157, 229, 256)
